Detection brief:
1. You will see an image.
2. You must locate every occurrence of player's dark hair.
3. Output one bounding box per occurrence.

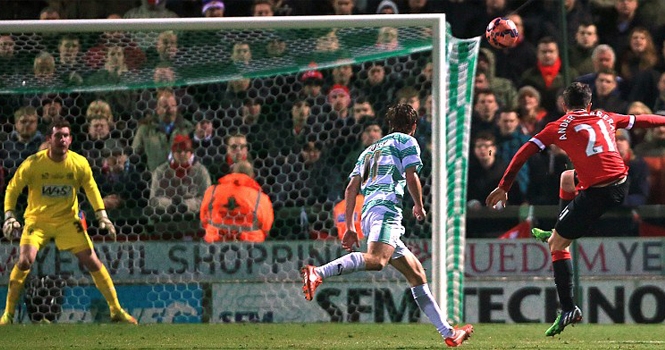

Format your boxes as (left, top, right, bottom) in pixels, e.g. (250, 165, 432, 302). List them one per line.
(46, 119, 72, 136)
(386, 103, 417, 134)
(563, 82, 592, 109)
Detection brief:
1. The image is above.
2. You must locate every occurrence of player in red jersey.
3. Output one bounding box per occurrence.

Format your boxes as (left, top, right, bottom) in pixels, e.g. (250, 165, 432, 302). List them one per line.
(486, 82, 665, 336)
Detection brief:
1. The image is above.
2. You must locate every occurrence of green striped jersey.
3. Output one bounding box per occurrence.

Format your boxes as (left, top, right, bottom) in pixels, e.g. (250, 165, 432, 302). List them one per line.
(350, 132, 422, 216)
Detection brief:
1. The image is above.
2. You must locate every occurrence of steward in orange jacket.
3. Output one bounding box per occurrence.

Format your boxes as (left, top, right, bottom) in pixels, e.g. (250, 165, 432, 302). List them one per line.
(200, 161, 273, 242)
(333, 194, 364, 239)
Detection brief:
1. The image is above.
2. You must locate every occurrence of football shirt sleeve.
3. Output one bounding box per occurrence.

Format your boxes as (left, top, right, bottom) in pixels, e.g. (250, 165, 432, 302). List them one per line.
(79, 158, 105, 211)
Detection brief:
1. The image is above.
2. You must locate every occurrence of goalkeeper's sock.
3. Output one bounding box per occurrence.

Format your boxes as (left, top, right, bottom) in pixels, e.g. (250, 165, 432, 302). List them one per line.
(559, 188, 576, 214)
(552, 250, 575, 311)
(90, 265, 122, 314)
(316, 252, 365, 279)
(5, 265, 30, 315)
(411, 284, 454, 338)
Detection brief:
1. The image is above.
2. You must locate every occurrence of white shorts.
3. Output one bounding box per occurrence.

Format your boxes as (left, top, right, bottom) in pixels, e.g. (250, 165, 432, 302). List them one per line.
(361, 208, 409, 260)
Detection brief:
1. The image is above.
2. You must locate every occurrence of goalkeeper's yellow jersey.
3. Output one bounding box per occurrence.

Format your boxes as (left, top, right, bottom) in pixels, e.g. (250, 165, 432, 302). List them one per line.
(4, 149, 104, 223)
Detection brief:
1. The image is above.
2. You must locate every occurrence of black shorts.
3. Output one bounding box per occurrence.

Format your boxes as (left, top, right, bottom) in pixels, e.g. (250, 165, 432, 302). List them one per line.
(554, 179, 628, 240)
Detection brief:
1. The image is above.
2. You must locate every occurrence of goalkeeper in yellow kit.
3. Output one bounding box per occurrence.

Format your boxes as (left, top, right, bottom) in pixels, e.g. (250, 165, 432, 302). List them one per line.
(1, 120, 137, 325)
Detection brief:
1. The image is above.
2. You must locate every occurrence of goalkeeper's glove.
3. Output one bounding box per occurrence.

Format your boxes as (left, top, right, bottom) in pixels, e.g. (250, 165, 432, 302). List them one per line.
(95, 210, 116, 241)
(3, 211, 21, 241)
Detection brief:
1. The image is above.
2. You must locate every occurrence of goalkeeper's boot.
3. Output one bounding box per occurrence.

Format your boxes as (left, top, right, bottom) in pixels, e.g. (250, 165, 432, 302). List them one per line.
(111, 309, 138, 325)
(531, 228, 552, 243)
(545, 305, 582, 337)
(0, 313, 13, 325)
(444, 324, 474, 347)
(301, 265, 322, 301)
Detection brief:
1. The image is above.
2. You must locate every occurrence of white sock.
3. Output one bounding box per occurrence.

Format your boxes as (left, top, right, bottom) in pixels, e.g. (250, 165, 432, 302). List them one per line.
(411, 284, 453, 338)
(315, 252, 366, 279)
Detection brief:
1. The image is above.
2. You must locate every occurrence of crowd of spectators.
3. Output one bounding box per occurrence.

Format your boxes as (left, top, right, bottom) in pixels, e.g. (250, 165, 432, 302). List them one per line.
(2, 0, 665, 239)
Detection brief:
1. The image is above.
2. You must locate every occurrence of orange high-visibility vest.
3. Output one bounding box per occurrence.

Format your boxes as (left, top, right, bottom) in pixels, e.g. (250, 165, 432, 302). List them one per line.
(332, 195, 364, 239)
(200, 173, 274, 242)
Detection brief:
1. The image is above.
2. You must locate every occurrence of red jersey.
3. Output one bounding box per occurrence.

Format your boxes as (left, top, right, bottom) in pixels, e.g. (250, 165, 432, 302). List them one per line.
(499, 110, 665, 191)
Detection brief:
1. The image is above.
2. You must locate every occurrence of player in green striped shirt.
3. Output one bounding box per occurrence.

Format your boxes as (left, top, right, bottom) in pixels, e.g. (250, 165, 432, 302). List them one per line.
(301, 104, 473, 347)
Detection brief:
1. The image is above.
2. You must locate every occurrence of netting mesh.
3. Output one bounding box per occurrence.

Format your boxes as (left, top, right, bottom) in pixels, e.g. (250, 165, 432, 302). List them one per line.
(0, 18, 449, 324)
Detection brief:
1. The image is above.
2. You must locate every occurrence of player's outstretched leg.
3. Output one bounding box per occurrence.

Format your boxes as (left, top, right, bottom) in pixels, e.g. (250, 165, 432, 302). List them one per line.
(531, 228, 552, 243)
(444, 324, 474, 347)
(545, 305, 582, 336)
(301, 265, 322, 301)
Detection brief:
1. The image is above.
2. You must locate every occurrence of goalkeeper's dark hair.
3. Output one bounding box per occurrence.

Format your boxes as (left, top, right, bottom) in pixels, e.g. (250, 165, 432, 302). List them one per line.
(45, 119, 72, 136)
(563, 82, 592, 110)
(385, 103, 418, 134)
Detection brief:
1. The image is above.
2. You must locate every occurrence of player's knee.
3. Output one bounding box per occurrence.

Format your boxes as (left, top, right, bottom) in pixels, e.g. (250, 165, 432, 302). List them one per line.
(365, 256, 389, 271)
(16, 257, 33, 270)
(560, 170, 576, 192)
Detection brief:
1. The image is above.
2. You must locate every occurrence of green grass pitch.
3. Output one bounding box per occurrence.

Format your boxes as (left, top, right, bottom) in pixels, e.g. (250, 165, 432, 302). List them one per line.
(0, 323, 662, 349)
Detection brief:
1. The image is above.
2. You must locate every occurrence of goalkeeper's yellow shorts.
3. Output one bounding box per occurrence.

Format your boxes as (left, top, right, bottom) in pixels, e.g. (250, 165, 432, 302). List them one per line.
(21, 219, 94, 254)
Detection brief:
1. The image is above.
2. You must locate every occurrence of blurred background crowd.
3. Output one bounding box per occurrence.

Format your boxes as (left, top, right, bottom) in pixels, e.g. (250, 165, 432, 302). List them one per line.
(2, 0, 665, 241)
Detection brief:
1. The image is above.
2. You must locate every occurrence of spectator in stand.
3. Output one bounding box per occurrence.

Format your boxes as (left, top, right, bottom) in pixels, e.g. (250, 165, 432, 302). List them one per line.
(86, 46, 136, 116)
(592, 68, 628, 113)
(328, 64, 356, 97)
(80, 116, 126, 172)
(464, 0, 509, 38)
(495, 109, 531, 199)
(619, 27, 660, 108)
(376, 26, 400, 51)
(467, 131, 522, 209)
(351, 97, 376, 123)
(216, 133, 251, 179)
(137, 62, 199, 120)
(376, 0, 399, 14)
(575, 44, 626, 95)
(28, 51, 58, 87)
(231, 41, 252, 68)
(327, 84, 352, 120)
(520, 36, 577, 115)
(516, 86, 550, 136)
(270, 99, 312, 155)
(95, 147, 148, 212)
(38, 95, 64, 135)
(39, 6, 60, 20)
(1, 107, 43, 175)
(200, 160, 273, 243)
(84, 14, 146, 71)
(0, 35, 24, 77)
(542, 0, 592, 47)
(202, 0, 225, 17)
(395, 86, 420, 112)
(341, 119, 383, 176)
(489, 13, 536, 87)
(568, 22, 599, 76)
(626, 101, 653, 146)
(329, 0, 358, 15)
(616, 128, 649, 208)
(595, 0, 646, 57)
(251, 0, 274, 16)
(653, 72, 665, 113)
(471, 89, 500, 138)
(132, 91, 194, 171)
(146, 31, 181, 67)
(634, 124, 665, 204)
(299, 70, 326, 111)
(123, 0, 178, 19)
(149, 134, 211, 215)
(404, 0, 443, 14)
(477, 48, 518, 110)
(360, 63, 395, 118)
(55, 35, 84, 86)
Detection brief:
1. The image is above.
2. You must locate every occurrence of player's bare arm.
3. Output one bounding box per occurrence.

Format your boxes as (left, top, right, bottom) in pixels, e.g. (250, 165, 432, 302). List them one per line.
(342, 175, 361, 252)
(405, 167, 425, 221)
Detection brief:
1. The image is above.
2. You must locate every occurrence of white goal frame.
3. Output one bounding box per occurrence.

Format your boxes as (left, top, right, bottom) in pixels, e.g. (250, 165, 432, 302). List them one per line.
(0, 14, 463, 322)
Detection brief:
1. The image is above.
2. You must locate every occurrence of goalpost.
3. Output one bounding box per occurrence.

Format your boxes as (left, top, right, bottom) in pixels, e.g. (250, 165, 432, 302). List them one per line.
(0, 15, 478, 324)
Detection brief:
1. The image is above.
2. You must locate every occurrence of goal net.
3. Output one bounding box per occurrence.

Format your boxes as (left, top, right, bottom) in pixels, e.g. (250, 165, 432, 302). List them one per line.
(0, 16, 478, 324)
